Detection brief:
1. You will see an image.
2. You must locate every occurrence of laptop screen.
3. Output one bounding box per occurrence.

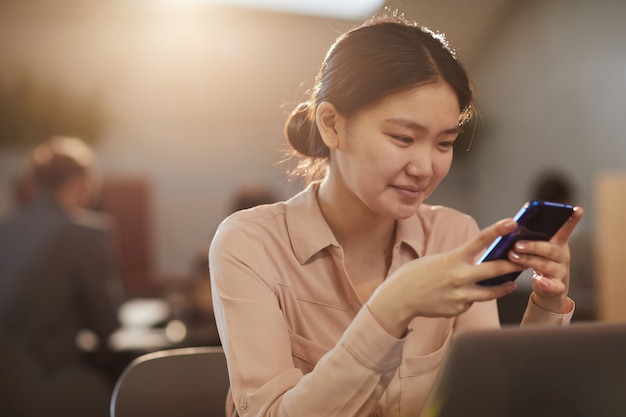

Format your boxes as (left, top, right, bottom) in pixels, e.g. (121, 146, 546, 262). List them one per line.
(421, 322, 626, 417)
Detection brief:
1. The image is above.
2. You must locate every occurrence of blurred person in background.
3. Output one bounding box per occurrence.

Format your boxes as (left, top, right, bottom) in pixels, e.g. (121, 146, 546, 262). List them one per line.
(9, 170, 36, 208)
(0, 135, 125, 416)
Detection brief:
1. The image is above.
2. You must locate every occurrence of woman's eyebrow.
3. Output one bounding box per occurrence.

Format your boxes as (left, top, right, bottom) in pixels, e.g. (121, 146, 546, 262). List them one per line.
(384, 117, 460, 135)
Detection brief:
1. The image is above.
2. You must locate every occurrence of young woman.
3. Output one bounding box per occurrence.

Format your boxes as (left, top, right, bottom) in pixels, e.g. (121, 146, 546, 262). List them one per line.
(209, 13, 582, 417)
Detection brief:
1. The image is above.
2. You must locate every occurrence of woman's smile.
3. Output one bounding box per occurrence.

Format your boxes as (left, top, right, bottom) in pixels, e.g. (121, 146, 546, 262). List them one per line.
(390, 183, 427, 201)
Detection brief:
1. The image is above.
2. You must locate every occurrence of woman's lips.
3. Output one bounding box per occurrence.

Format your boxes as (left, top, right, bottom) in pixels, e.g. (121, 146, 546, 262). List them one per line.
(392, 185, 425, 200)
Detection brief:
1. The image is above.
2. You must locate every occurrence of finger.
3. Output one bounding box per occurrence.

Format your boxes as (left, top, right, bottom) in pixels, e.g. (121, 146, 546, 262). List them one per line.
(469, 280, 518, 302)
(470, 258, 525, 284)
(508, 240, 568, 276)
(531, 273, 567, 296)
(510, 240, 567, 264)
(551, 206, 584, 245)
(509, 251, 564, 279)
(466, 218, 518, 260)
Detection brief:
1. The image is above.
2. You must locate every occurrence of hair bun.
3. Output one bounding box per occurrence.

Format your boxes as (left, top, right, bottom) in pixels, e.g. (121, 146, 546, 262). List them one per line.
(285, 102, 312, 156)
(284, 101, 326, 158)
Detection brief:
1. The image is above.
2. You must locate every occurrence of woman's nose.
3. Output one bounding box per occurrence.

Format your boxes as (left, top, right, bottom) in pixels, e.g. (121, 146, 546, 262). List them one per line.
(406, 152, 433, 178)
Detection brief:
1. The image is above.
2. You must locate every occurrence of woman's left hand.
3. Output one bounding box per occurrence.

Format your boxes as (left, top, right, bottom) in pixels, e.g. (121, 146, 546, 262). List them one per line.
(507, 207, 584, 313)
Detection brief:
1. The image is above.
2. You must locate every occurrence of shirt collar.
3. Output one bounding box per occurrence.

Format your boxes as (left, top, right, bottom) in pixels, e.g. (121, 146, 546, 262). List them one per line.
(285, 182, 340, 264)
(395, 212, 425, 258)
(286, 181, 427, 263)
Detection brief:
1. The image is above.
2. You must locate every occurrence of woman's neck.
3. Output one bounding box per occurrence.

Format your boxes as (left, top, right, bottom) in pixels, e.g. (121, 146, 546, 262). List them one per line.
(316, 180, 396, 299)
(316, 180, 396, 254)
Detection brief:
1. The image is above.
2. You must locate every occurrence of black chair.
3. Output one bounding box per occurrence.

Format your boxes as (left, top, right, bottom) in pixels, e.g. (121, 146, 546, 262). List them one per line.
(0, 335, 45, 417)
(110, 346, 230, 417)
(1, 334, 113, 417)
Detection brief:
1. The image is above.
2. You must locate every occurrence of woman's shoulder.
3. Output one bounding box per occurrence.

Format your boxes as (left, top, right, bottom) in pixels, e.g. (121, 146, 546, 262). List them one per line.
(212, 202, 288, 247)
(223, 202, 287, 227)
(213, 184, 317, 242)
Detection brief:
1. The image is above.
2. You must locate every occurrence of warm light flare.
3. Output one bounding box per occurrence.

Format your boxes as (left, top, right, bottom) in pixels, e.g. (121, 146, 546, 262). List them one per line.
(169, 0, 386, 19)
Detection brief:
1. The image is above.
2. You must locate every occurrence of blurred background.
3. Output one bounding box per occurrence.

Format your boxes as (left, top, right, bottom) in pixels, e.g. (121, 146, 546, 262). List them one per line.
(0, 0, 625, 296)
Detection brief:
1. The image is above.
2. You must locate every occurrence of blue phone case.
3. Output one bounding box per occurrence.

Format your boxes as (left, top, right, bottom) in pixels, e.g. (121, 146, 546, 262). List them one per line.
(476, 200, 574, 286)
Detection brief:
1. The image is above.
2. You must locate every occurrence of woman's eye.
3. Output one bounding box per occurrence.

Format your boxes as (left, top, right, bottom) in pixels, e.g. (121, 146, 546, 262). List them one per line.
(438, 141, 455, 149)
(391, 135, 413, 144)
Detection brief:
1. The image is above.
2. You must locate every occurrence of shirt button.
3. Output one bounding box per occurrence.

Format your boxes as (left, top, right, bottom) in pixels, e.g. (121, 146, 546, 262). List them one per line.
(239, 396, 248, 411)
(372, 407, 383, 417)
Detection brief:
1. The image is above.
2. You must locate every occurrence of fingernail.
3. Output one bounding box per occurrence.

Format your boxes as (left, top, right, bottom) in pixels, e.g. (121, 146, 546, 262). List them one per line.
(502, 219, 517, 230)
(515, 242, 527, 251)
(510, 251, 521, 260)
(506, 282, 517, 291)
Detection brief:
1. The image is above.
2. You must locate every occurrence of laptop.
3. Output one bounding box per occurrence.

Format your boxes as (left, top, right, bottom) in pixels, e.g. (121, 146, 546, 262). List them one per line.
(421, 321, 626, 417)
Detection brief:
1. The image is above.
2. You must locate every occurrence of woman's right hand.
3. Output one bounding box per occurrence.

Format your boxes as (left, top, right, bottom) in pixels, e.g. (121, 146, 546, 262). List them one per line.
(367, 218, 524, 338)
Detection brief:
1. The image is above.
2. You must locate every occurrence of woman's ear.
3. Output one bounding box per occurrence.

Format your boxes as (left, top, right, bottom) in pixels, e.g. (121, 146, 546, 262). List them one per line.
(315, 101, 341, 149)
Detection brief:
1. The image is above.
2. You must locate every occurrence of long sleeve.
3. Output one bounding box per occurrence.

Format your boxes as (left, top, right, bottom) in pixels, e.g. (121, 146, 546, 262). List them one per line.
(210, 218, 406, 417)
(520, 294, 575, 325)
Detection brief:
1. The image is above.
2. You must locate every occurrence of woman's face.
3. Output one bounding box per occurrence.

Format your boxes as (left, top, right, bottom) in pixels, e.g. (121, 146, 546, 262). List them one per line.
(329, 82, 461, 220)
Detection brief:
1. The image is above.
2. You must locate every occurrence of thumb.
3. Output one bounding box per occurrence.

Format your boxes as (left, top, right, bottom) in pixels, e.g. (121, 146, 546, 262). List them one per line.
(551, 206, 584, 245)
(465, 218, 518, 262)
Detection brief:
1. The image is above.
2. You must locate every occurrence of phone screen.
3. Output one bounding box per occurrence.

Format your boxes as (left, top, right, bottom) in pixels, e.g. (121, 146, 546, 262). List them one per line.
(476, 200, 574, 286)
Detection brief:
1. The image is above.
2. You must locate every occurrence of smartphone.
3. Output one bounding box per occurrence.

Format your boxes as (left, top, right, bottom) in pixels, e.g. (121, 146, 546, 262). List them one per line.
(476, 200, 575, 286)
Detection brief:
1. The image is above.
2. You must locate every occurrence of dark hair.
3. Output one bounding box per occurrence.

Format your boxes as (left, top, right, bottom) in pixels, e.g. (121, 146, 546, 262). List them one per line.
(531, 171, 574, 204)
(284, 14, 474, 181)
(28, 135, 96, 192)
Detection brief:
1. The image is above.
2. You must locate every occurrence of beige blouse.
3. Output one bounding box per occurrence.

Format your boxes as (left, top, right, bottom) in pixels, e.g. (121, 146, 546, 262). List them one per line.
(209, 182, 573, 417)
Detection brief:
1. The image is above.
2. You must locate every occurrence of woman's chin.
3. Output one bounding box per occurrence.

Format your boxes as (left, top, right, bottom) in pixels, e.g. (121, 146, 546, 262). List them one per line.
(390, 204, 423, 220)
